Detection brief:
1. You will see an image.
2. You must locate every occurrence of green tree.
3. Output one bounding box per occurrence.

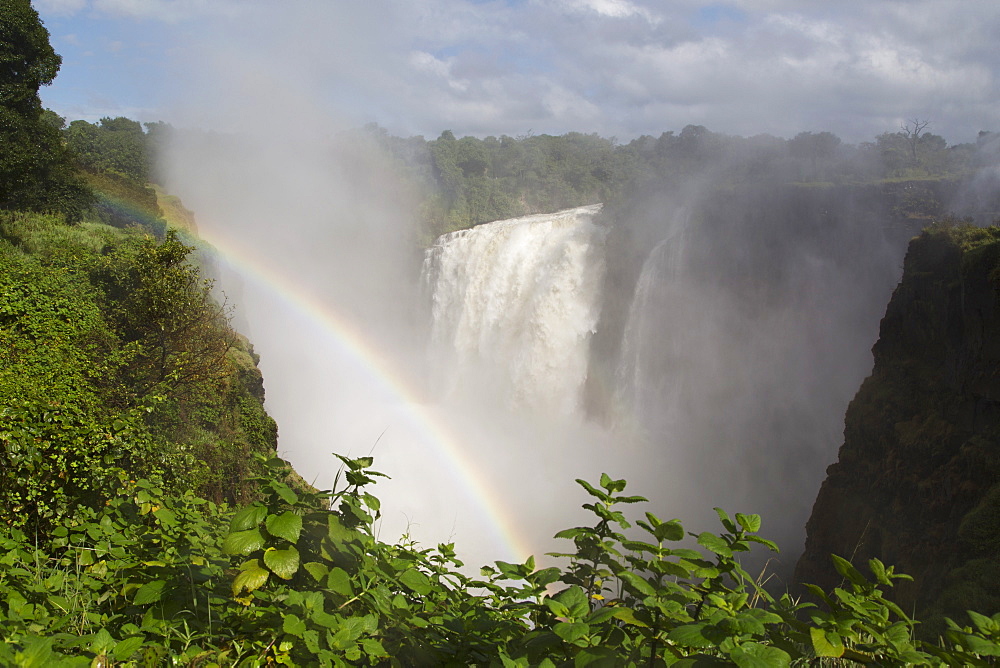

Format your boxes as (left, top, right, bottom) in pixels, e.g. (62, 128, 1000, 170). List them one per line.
(0, 0, 91, 218)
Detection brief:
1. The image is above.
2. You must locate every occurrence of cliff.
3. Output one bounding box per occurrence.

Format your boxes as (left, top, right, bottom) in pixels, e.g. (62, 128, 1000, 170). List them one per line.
(795, 224, 1000, 627)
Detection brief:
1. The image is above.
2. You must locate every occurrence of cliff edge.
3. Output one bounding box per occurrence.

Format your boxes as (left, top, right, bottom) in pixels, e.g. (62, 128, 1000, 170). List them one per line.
(795, 224, 1000, 626)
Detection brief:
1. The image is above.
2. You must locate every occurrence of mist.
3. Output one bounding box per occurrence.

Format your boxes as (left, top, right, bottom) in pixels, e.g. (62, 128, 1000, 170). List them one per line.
(153, 3, 962, 578)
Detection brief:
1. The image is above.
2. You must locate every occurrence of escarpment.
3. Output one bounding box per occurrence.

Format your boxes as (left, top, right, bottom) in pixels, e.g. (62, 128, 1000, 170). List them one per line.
(795, 225, 1000, 626)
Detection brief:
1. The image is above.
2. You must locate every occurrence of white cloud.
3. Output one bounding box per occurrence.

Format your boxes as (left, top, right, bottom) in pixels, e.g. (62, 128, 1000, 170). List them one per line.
(34, 0, 87, 16)
(38, 0, 1000, 143)
(92, 0, 244, 22)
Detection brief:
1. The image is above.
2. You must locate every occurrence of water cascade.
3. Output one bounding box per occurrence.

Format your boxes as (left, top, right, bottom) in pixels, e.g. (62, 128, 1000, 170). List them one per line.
(422, 204, 608, 415)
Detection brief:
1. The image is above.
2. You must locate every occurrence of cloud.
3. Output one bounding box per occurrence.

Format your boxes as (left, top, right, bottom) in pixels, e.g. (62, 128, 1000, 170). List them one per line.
(41, 0, 1000, 143)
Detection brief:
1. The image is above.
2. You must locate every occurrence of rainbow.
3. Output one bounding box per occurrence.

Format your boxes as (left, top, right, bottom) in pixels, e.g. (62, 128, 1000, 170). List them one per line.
(89, 187, 535, 564)
(192, 227, 535, 565)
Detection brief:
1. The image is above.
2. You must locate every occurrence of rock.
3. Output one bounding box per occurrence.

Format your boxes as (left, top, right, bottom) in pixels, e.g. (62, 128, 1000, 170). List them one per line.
(795, 224, 1000, 628)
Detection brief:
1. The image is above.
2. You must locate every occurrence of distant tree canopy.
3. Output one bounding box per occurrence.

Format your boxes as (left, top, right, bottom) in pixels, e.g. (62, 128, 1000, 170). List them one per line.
(0, 0, 91, 219)
(349, 122, 997, 243)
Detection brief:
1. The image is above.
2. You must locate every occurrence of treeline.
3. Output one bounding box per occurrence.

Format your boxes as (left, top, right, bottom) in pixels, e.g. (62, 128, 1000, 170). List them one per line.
(354, 122, 1000, 241)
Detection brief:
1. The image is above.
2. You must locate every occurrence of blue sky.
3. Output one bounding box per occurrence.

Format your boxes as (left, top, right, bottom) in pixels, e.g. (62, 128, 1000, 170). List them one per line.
(34, 0, 1000, 144)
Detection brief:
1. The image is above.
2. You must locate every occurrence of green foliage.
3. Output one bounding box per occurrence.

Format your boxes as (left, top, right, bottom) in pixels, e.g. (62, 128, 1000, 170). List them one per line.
(2, 454, 998, 666)
(0, 211, 278, 530)
(353, 122, 1000, 244)
(64, 117, 154, 184)
(0, 0, 92, 219)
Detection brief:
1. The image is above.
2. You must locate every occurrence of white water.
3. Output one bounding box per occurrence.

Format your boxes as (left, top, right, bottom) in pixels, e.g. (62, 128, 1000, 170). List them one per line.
(423, 205, 607, 415)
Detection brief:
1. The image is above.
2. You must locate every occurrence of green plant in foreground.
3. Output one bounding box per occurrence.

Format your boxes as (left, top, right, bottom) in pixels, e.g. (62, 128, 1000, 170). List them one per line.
(1, 453, 999, 666)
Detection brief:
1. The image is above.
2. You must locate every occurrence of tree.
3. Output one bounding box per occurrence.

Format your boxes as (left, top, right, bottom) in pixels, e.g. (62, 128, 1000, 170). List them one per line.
(901, 119, 930, 164)
(90, 231, 236, 408)
(0, 0, 91, 218)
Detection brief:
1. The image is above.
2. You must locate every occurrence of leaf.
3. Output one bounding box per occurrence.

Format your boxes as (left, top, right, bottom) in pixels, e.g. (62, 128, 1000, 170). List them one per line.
(967, 609, 999, 635)
(112, 636, 145, 661)
(361, 638, 388, 658)
(265, 511, 303, 543)
(655, 520, 685, 542)
(554, 585, 590, 618)
(264, 546, 300, 580)
(302, 561, 328, 583)
(553, 621, 589, 643)
(152, 507, 176, 526)
(232, 560, 270, 596)
(13, 637, 55, 668)
(271, 481, 299, 505)
(668, 623, 716, 648)
(618, 571, 656, 597)
(714, 508, 737, 532)
(735, 513, 762, 533)
(730, 642, 791, 668)
(230, 504, 267, 532)
(327, 567, 354, 596)
(830, 554, 867, 586)
(282, 613, 307, 638)
(612, 607, 649, 627)
(810, 627, 845, 658)
(575, 478, 610, 503)
(222, 528, 266, 555)
(400, 568, 432, 596)
(91, 627, 115, 653)
(133, 580, 167, 605)
(697, 532, 733, 558)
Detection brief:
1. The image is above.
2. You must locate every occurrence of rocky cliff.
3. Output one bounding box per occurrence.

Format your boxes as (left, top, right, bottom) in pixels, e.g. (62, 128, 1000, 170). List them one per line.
(795, 224, 1000, 627)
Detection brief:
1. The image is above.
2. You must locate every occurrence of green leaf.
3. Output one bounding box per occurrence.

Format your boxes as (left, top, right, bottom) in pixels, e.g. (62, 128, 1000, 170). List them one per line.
(134, 580, 167, 605)
(13, 637, 55, 668)
(271, 481, 299, 505)
(553, 621, 590, 643)
(361, 638, 388, 658)
(554, 585, 590, 618)
(91, 627, 115, 653)
(264, 546, 300, 580)
(697, 532, 733, 558)
(730, 642, 791, 668)
(967, 609, 999, 635)
(735, 513, 761, 533)
(327, 567, 353, 596)
(222, 528, 266, 555)
(112, 636, 145, 661)
(233, 560, 270, 596)
(830, 554, 867, 587)
(576, 478, 610, 503)
(810, 627, 845, 658)
(714, 508, 737, 532)
(668, 623, 716, 648)
(655, 520, 685, 542)
(618, 570, 656, 597)
(230, 504, 267, 532)
(152, 507, 176, 526)
(283, 613, 307, 638)
(302, 561, 329, 583)
(400, 568, 432, 596)
(612, 607, 650, 627)
(265, 511, 303, 543)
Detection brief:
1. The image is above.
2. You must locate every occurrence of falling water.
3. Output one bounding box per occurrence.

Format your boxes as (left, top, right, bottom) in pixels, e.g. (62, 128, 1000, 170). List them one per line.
(422, 204, 608, 415)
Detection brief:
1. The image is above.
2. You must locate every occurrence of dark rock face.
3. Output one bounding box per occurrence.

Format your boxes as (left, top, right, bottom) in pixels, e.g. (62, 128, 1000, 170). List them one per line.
(795, 225, 1000, 625)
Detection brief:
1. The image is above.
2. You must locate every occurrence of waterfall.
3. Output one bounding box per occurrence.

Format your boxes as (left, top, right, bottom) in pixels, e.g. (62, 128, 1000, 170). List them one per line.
(615, 211, 691, 430)
(422, 205, 607, 415)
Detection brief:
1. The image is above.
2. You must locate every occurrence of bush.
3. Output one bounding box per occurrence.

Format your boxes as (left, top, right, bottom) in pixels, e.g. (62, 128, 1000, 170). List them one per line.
(2, 454, 998, 666)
